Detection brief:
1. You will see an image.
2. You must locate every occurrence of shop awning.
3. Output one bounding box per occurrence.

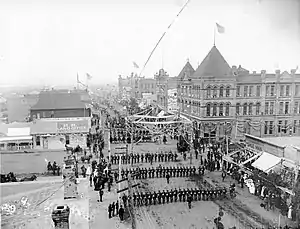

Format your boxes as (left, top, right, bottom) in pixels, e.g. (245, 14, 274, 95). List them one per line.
(0, 136, 33, 142)
(251, 152, 282, 172)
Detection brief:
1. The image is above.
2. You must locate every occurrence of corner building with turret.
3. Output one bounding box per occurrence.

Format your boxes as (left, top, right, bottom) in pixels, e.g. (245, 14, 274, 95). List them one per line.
(177, 45, 300, 141)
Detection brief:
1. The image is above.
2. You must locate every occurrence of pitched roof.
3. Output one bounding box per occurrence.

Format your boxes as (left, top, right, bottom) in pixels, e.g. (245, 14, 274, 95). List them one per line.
(178, 61, 195, 80)
(192, 46, 232, 78)
(31, 90, 87, 110)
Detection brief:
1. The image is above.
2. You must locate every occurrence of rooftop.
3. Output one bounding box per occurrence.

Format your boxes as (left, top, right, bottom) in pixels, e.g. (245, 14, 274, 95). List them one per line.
(178, 60, 195, 80)
(31, 90, 88, 110)
(192, 46, 232, 78)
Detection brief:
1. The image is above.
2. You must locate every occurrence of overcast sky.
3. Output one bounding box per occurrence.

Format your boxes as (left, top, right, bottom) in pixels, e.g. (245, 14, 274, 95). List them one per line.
(0, 0, 299, 87)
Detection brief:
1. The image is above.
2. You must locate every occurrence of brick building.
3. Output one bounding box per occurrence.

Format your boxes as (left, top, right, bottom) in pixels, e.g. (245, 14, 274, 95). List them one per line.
(177, 45, 300, 141)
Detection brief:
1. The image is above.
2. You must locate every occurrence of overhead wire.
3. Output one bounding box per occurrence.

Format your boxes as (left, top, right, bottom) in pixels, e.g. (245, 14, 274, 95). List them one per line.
(138, 0, 192, 77)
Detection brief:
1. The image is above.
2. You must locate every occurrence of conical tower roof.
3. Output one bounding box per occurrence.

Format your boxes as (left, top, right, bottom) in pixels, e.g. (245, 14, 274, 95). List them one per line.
(178, 60, 195, 80)
(192, 46, 231, 78)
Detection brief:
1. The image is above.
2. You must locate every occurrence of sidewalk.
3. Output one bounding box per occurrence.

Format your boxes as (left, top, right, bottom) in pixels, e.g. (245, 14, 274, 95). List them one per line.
(88, 181, 131, 229)
(205, 171, 297, 227)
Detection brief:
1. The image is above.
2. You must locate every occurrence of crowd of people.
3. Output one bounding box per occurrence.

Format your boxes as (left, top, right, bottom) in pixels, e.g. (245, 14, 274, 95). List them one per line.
(109, 151, 178, 165)
(47, 161, 61, 176)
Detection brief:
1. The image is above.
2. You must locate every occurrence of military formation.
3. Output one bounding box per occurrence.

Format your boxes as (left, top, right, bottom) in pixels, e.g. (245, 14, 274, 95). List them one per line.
(126, 187, 228, 207)
(109, 151, 178, 165)
(117, 165, 198, 180)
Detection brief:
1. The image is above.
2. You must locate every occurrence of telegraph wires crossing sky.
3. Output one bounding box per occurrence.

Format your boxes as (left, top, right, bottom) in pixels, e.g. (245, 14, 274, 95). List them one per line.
(138, 0, 192, 77)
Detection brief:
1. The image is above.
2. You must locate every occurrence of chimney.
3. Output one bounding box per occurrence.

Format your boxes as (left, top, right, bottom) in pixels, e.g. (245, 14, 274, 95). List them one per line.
(261, 70, 266, 81)
(291, 69, 296, 75)
(275, 70, 281, 81)
(232, 65, 237, 76)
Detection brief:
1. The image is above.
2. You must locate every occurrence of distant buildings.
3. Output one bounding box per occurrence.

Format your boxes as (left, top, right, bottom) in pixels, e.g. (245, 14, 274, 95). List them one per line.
(177, 45, 300, 140)
(118, 70, 178, 110)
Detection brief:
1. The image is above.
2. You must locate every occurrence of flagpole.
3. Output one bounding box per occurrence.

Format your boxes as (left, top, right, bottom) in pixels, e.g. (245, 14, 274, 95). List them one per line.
(213, 24, 216, 46)
(77, 73, 79, 90)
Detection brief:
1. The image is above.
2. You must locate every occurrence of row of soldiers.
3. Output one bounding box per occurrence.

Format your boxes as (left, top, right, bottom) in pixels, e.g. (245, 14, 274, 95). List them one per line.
(109, 151, 178, 165)
(119, 166, 198, 179)
(128, 187, 228, 206)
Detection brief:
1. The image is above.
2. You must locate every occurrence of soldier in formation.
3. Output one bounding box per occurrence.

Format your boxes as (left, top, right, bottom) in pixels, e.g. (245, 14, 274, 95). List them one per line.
(109, 151, 178, 165)
(129, 187, 228, 207)
(118, 166, 197, 180)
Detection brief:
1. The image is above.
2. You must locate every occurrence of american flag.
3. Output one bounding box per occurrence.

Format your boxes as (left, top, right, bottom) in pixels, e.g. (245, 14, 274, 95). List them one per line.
(86, 73, 92, 80)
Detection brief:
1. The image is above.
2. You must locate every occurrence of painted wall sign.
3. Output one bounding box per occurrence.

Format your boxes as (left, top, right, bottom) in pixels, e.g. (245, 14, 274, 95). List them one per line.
(57, 121, 89, 133)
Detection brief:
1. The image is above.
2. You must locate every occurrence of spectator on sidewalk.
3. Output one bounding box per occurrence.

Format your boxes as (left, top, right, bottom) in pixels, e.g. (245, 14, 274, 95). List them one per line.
(116, 200, 119, 215)
(98, 189, 104, 202)
(108, 204, 112, 218)
(118, 205, 125, 221)
(111, 202, 115, 216)
(89, 174, 93, 187)
(122, 194, 128, 208)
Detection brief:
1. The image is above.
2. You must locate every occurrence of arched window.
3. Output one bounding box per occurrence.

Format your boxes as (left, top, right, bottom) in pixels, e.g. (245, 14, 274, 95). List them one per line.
(236, 103, 240, 115)
(256, 102, 261, 115)
(207, 86, 211, 98)
(248, 103, 253, 115)
(206, 103, 211, 116)
(213, 103, 217, 116)
(213, 86, 218, 98)
(219, 103, 224, 116)
(225, 103, 230, 116)
(226, 86, 230, 97)
(243, 103, 248, 115)
(219, 86, 224, 97)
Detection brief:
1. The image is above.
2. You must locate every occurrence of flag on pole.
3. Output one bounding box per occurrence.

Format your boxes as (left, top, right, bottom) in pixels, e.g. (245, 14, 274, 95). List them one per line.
(216, 23, 225, 34)
(77, 73, 80, 83)
(86, 73, 92, 80)
(133, 61, 139, 69)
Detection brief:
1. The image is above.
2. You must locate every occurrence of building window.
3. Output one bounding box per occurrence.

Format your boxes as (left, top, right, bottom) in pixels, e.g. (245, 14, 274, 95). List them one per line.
(285, 102, 289, 114)
(269, 121, 274, 135)
(265, 102, 269, 115)
(243, 86, 248, 97)
(42, 112, 46, 118)
(264, 121, 268, 135)
(37, 113, 40, 119)
(256, 102, 261, 115)
(249, 86, 253, 97)
(256, 85, 261, 97)
(243, 103, 247, 115)
(213, 103, 217, 116)
(294, 102, 299, 114)
(225, 103, 230, 116)
(279, 102, 284, 114)
(248, 103, 253, 115)
(270, 85, 275, 96)
(51, 111, 54, 118)
(219, 86, 224, 97)
(236, 103, 240, 115)
(278, 120, 282, 133)
(207, 86, 211, 98)
(65, 135, 70, 145)
(286, 85, 290, 96)
(280, 85, 284, 97)
(283, 120, 288, 133)
(236, 86, 240, 97)
(213, 86, 218, 98)
(219, 103, 224, 116)
(36, 136, 41, 146)
(270, 102, 274, 115)
(206, 103, 211, 116)
(266, 85, 270, 96)
(226, 86, 230, 97)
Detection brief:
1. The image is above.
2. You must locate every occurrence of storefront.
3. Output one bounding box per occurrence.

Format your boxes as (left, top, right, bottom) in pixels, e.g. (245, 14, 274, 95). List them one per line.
(0, 136, 33, 151)
(31, 118, 91, 150)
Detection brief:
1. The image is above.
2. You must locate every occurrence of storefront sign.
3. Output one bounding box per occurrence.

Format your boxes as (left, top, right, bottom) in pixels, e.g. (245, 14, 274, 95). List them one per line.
(57, 121, 89, 133)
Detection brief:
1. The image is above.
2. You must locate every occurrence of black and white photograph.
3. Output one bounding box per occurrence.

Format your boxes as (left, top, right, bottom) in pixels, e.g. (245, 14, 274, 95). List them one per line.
(0, 0, 300, 228)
